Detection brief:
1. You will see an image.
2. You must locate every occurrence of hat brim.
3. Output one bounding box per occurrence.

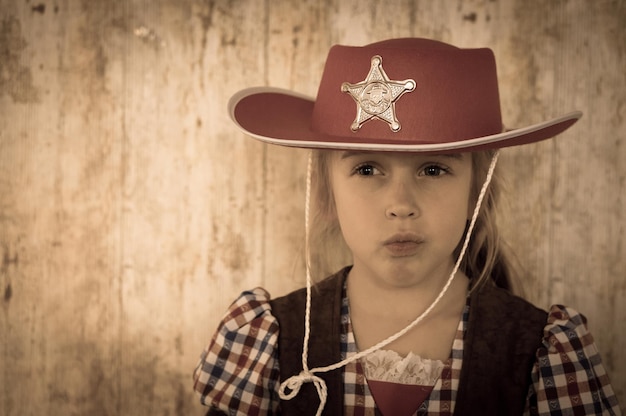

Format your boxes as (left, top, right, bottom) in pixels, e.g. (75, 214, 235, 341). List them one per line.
(229, 87, 582, 153)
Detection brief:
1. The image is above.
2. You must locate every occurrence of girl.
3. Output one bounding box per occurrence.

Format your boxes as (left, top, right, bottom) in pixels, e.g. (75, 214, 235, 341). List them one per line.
(193, 38, 621, 415)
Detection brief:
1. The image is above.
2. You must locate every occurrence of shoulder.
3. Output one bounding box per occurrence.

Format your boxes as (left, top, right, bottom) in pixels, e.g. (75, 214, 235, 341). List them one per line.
(270, 267, 348, 346)
(537, 305, 595, 363)
(270, 267, 347, 312)
(220, 287, 275, 331)
(527, 305, 621, 414)
(469, 282, 548, 339)
(193, 288, 280, 412)
(537, 305, 604, 368)
(542, 304, 588, 340)
(472, 281, 546, 314)
(462, 282, 548, 392)
(463, 283, 548, 380)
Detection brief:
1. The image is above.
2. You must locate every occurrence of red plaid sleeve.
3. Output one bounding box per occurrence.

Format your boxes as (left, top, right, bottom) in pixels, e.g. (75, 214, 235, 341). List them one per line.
(193, 288, 281, 415)
(525, 305, 621, 415)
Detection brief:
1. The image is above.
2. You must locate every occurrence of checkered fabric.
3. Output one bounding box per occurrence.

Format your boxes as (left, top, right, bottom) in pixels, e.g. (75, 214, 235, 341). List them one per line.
(193, 287, 621, 415)
(524, 306, 621, 415)
(193, 288, 281, 415)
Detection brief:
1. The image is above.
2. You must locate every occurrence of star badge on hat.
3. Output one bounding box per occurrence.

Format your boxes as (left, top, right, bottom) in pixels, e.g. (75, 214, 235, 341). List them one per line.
(341, 55, 416, 132)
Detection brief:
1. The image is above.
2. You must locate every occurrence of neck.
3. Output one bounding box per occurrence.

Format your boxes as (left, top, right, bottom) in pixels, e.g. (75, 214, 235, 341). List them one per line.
(346, 264, 468, 320)
(345, 265, 469, 357)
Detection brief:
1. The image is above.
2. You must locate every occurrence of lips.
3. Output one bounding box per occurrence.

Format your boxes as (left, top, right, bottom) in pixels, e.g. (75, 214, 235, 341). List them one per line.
(383, 233, 425, 257)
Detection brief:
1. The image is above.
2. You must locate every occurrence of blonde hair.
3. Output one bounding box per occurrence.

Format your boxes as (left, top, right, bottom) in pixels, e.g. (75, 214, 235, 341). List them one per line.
(307, 150, 352, 280)
(462, 150, 519, 291)
(307, 149, 519, 292)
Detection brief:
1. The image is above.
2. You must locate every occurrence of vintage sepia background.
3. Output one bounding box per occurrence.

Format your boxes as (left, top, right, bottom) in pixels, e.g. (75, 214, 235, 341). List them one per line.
(1, 0, 625, 414)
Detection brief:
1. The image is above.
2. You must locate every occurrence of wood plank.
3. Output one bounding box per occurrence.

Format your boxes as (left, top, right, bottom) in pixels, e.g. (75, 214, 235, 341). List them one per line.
(1, 0, 624, 413)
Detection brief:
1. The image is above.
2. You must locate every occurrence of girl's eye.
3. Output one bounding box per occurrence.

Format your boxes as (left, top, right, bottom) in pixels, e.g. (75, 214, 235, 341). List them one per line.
(421, 164, 448, 177)
(354, 164, 380, 176)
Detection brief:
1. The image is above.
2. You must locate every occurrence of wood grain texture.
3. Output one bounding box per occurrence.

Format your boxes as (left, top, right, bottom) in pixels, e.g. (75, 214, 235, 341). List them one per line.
(1, 0, 624, 414)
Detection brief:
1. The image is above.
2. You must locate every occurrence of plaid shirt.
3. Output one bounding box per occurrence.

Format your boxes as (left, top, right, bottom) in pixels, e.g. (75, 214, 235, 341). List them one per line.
(193, 284, 620, 415)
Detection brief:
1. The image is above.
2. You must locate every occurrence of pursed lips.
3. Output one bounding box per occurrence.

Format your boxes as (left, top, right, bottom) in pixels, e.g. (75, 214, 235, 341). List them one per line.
(383, 233, 425, 257)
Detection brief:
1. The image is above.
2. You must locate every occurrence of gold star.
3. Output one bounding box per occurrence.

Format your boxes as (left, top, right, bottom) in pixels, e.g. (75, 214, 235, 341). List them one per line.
(341, 55, 415, 132)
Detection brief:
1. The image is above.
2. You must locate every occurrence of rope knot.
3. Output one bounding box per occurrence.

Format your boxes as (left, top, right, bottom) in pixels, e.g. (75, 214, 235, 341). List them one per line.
(279, 370, 328, 416)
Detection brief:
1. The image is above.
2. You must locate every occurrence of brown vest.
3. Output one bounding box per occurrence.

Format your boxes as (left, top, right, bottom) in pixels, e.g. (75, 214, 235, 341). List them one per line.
(270, 267, 548, 416)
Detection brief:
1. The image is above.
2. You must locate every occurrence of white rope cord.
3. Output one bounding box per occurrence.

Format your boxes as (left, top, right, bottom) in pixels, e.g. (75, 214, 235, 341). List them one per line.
(279, 150, 501, 415)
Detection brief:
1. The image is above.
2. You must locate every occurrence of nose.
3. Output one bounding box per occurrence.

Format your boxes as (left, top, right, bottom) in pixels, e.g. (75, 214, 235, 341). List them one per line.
(385, 179, 419, 219)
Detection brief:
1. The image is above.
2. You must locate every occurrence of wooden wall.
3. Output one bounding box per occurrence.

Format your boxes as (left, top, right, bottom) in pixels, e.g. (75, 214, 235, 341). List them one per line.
(1, 0, 624, 414)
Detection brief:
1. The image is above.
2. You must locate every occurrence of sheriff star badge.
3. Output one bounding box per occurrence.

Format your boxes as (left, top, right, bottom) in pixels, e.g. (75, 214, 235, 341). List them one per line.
(341, 55, 416, 132)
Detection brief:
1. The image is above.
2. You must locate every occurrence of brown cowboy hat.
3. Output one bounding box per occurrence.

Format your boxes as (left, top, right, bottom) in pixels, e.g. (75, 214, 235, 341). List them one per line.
(229, 38, 581, 152)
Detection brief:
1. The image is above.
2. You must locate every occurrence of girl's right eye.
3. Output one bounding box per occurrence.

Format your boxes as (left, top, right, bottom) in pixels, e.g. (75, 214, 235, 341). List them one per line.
(354, 163, 380, 176)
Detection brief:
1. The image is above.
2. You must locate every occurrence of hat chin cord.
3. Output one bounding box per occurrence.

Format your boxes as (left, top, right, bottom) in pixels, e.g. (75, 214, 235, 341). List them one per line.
(278, 150, 501, 415)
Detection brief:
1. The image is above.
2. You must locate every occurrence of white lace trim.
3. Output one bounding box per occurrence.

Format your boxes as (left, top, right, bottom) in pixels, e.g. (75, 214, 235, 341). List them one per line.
(361, 349, 445, 385)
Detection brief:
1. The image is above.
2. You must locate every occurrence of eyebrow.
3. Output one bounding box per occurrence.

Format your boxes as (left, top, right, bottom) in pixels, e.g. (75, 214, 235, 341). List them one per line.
(339, 151, 369, 160)
(440, 153, 464, 160)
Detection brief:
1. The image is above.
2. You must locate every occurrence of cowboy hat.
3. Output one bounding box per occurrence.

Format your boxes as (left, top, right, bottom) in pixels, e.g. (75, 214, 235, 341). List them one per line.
(228, 38, 581, 152)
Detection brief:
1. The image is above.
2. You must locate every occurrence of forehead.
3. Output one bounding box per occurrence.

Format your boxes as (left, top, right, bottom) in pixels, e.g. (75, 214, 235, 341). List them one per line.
(332, 150, 468, 163)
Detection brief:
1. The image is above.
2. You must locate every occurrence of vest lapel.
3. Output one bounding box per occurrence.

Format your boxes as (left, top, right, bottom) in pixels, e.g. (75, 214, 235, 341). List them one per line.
(271, 268, 348, 415)
(454, 282, 547, 415)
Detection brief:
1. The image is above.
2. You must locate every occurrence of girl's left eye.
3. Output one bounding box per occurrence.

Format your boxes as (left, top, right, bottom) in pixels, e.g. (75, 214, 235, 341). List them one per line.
(420, 165, 448, 177)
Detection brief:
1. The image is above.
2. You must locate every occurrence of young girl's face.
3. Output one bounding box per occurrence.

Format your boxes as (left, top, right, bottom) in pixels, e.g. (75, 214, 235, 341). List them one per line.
(329, 151, 473, 289)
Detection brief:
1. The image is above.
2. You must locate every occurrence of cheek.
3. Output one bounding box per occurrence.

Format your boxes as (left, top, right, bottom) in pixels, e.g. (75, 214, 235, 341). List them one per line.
(468, 185, 478, 218)
(440, 183, 473, 239)
(331, 184, 373, 243)
(334, 191, 362, 230)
